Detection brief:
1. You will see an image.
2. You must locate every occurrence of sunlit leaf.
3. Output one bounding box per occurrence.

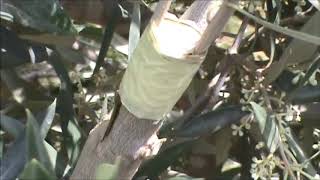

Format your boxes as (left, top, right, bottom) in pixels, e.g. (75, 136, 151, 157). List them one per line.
(250, 102, 279, 153)
(26, 110, 54, 173)
(19, 159, 55, 180)
(39, 99, 57, 139)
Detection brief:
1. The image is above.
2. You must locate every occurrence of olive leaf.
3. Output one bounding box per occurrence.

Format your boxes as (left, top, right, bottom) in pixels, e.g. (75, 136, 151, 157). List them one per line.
(19, 159, 55, 180)
(264, 12, 320, 85)
(1, 0, 77, 46)
(250, 102, 280, 153)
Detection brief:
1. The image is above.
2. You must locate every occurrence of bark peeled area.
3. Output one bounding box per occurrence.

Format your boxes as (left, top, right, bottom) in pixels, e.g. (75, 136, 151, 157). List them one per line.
(70, 106, 161, 180)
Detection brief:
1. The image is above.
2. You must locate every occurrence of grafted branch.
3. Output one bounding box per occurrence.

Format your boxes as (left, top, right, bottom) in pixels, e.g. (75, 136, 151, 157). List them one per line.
(71, 1, 238, 179)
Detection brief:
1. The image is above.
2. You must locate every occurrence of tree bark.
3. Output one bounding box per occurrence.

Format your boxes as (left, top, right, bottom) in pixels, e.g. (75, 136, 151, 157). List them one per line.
(70, 106, 162, 180)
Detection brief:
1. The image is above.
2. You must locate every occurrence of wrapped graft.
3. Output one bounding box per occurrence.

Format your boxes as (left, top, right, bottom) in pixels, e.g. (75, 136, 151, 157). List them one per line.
(119, 17, 206, 120)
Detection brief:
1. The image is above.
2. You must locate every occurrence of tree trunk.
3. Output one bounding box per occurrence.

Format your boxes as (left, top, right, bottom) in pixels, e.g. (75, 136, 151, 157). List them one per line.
(71, 106, 162, 179)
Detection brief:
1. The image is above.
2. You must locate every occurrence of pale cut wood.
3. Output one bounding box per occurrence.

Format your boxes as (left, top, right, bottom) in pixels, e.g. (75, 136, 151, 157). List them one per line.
(152, 0, 173, 27)
(180, 0, 214, 32)
(70, 106, 161, 180)
(194, 0, 239, 54)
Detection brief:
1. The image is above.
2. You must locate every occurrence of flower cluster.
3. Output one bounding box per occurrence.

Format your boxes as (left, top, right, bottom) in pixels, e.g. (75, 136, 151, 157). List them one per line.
(250, 154, 282, 180)
(231, 114, 253, 136)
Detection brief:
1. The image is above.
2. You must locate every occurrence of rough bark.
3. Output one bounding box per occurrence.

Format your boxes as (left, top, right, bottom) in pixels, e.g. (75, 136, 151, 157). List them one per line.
(70, 106, 161, 180)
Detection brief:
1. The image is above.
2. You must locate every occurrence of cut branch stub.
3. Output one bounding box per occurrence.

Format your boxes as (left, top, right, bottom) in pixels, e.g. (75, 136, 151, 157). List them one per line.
(119, 17, 206, 120)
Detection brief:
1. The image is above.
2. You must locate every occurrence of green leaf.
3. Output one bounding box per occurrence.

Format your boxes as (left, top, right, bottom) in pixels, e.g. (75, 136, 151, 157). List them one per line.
(297, 56, 320, 87)
(1, 0, 77, 46)
(286, 129, 317, 176)
(20, 159, 55, 180)
(0, 134, 26, 180)
(92, 3, 121, 76)
(0, 114, 24, 138)
(44, 141, 71, 177)
(40, 99, 57, 139)
(1, 0, 76, 34)
(0, 101, 61, 180)
(48, 52, 82, 166)
(135, 140, 194, 179)
(172, 106, 248, 138)
(0, 26, 38, 69)
(250, 102, 279, 153)
(289, 85, 320, 104)
(264, 12, 320, 85)
(0, 136, 3, 159)
(79, 25, 104, 42)
(26, 110, 54, 173)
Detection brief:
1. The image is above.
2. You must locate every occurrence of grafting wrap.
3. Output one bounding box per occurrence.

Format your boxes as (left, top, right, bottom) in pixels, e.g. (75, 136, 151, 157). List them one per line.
(119, 18, 206, 120)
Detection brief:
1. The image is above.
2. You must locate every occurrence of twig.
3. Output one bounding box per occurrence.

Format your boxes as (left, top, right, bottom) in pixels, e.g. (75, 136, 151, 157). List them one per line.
(180, 0, 214, 32)
(259, 83, 297, 180)
(227, 2, 320, 45)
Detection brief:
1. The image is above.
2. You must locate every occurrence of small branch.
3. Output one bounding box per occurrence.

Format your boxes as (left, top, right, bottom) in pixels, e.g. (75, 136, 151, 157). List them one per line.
(194, 0, 239, 54)
(180, 0, 214, 32)
(259, 84, 297, 180)
(178, 17, 249, 124)
(151, 0, 172, 28)
(229, 17, 249, 54)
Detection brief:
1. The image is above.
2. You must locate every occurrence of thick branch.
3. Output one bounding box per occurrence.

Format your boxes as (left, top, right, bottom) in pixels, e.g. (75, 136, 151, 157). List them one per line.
(70, 106, 161, 180)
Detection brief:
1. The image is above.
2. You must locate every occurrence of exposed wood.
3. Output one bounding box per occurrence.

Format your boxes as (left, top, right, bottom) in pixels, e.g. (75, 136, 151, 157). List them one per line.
(151, 0, 173, 27)
(180, 0, 214, 32)
(194, 0, 239, 54)
(70, 106, 162, 180)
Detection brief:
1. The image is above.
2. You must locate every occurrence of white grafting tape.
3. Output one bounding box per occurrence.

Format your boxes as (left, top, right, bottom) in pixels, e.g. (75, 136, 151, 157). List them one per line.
(119, 18, 206, 120)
